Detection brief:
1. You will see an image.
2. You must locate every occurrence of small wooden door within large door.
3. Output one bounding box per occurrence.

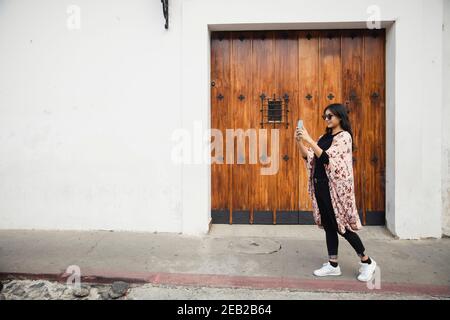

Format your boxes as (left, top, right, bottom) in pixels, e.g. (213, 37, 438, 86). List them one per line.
(211, 29, 385, 225)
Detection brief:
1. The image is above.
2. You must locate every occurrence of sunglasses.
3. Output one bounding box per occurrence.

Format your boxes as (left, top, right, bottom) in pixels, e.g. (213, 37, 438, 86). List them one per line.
(322, 114, 335, 121)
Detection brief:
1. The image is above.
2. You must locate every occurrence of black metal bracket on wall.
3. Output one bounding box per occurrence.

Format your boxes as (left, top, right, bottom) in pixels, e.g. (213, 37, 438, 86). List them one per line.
(161, 0, 169, 29)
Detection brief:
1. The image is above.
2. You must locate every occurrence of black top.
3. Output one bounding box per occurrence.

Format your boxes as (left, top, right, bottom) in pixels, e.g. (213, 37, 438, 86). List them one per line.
(313, 131, 344, 180)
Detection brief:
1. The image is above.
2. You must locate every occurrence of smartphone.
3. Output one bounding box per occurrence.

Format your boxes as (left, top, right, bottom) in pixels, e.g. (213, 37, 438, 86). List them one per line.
(297, 119, 303, 129)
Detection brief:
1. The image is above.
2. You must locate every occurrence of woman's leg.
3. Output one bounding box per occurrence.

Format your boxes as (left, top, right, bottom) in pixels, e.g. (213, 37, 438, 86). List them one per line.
(315, 179, 370, 264)
(324, 229, 339, 262)
(312, 179, 346, 276)
(339, 230, 365, 257)
(338, 230, 373, 263)
(314, 179, 374, 272)
(314, 180, 339, 262)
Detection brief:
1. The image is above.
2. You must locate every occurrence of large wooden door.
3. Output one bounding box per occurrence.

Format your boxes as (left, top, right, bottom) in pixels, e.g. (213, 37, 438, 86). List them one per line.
(211, 30, 385, 225)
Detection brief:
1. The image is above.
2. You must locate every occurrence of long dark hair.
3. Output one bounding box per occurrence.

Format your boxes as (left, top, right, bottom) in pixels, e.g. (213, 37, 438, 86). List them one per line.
(323, 103, 355, 151)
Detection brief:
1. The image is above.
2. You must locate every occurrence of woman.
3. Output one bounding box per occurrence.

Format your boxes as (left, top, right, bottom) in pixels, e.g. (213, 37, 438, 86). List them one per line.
(295, 103, 377, 282)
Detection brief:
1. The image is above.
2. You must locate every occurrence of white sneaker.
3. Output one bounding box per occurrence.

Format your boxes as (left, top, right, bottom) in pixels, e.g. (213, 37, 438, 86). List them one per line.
(358, 257, 374, 272)
(313, 262, 342, 277)
(357, 259, 377, 282)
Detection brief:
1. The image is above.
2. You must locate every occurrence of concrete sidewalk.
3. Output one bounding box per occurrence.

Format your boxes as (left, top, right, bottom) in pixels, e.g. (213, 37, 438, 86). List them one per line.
(0, 225, 449, 298)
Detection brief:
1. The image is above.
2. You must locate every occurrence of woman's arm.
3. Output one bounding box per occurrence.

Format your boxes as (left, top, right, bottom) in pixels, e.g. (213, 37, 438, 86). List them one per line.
(297, 127, 327, 162)
(308, 140, 327, 161)
(296, 139, 309, 160)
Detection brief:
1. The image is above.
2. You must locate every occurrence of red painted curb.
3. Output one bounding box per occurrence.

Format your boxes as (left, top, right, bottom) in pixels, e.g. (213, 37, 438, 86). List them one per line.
(1, 270, 449, 297)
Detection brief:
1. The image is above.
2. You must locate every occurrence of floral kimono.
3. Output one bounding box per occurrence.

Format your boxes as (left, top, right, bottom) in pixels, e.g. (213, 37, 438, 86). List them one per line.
(304, 131, 363, 234)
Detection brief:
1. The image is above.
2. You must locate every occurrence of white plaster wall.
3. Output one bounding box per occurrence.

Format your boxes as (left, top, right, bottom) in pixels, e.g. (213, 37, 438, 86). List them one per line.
(0, 0, 183, 232)
(385, 22, 396, 235)
(0, 0, 446, 238)
(443, 0, 450, 237)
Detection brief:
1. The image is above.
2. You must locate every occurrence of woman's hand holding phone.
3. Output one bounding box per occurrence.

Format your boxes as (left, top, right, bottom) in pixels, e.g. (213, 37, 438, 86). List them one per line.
(295, 119, 303, 142)
(295, 127, 302, 142)
(299, 127, 312, 144)
(295, 121, 310, 160)
(295, 122, 312, 145)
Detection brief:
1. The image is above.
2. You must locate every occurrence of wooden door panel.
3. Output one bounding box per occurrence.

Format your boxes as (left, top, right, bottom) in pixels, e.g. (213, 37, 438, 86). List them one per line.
(252, 31, 277, 212)
(362, 30, 386, 215)
(298, 31, 320, 212)
(274, 30, 299, 211)
(319, 31, 342, 117)
(341, 30, 364, 213)
(230, 31, 253, 213)
(211, 32, 231, 210)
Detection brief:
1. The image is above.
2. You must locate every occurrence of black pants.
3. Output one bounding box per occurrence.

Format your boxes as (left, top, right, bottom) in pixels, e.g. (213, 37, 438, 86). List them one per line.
(314, 178, 366, 260)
